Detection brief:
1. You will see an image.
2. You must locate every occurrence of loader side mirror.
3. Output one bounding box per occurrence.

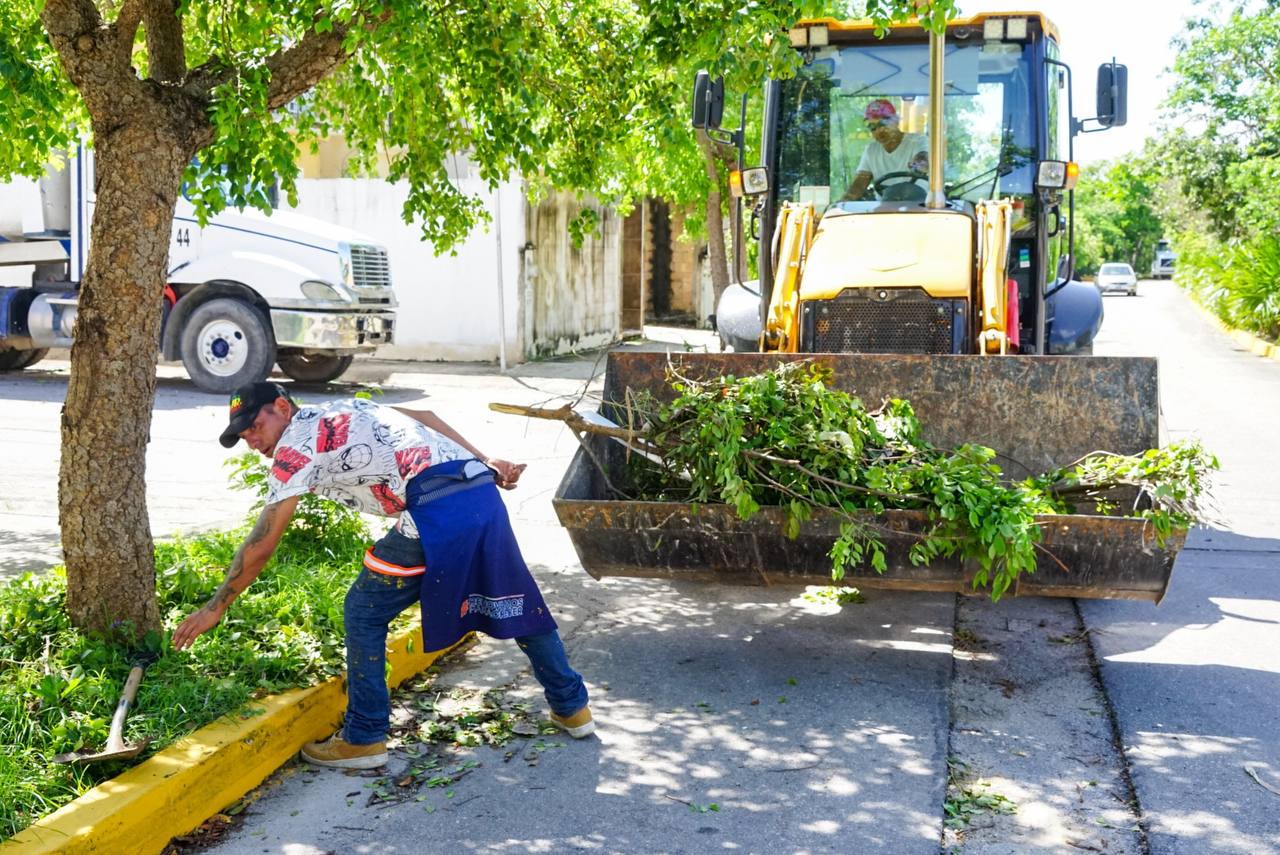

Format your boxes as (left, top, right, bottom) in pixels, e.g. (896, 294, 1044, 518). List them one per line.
(691, 71, 725, 131)
(1096, 62, 1128, 128)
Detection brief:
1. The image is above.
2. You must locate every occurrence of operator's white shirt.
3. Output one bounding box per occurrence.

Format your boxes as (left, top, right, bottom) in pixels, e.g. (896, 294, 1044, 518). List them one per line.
(856, 132, 927, 185)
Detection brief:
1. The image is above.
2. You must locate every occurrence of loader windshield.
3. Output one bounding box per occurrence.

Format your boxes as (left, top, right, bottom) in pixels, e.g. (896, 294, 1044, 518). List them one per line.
(775, 39, 1035, 210)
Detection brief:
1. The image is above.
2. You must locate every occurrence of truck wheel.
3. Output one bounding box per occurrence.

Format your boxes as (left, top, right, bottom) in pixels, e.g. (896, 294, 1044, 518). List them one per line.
(180, 298, 276, 393)
(0, 347, 49, 371)
(277, 353, 354, 384)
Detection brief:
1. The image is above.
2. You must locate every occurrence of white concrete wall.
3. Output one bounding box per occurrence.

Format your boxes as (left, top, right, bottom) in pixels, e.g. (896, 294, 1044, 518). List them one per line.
(288, 178, 528, 363)
(288, 178, 624, 363)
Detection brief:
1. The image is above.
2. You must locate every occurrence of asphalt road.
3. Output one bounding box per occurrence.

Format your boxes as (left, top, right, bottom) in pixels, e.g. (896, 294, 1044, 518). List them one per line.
(1083, 283, 1280, 855)
(2, 290, 1278, 853)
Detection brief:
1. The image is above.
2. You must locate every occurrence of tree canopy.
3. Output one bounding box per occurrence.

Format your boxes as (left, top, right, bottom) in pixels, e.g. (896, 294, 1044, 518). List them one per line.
(1073, 157, 1163, 276)
(3, 0, 951, 248)
(1152, 1, 1280, 340)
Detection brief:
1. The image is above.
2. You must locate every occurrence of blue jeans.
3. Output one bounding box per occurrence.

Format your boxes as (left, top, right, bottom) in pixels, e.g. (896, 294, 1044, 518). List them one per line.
(342, 530, 588, 745)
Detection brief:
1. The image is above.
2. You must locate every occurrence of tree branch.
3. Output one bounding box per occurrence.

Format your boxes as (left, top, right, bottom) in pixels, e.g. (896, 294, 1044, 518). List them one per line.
(143, 0, 186, 84)
(114, 0, 145, 66)
(262, 10, 392, 112)
(40, 0, 108, 86)
(40, 0, 104, 46)
(184, 8, 393, 148)
(42, 0, 145, 118)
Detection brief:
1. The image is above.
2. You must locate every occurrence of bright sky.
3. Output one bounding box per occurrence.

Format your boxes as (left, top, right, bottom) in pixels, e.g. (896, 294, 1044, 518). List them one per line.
(957, 0, 1206, 164)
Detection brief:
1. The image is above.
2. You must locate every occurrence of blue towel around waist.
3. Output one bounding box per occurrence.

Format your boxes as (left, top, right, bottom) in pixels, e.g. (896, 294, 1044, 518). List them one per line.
(404, 463, 557, 650)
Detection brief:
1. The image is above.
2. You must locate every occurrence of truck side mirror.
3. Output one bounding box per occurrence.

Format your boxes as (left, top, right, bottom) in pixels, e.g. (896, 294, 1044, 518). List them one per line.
(1096, 62, 1128, 128)
(691, 71, 725, 131)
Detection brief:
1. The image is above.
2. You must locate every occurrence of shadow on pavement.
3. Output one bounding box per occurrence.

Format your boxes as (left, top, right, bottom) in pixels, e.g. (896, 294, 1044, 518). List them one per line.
(1082, 528, 1280, 854)
(224, 576, 954, 854)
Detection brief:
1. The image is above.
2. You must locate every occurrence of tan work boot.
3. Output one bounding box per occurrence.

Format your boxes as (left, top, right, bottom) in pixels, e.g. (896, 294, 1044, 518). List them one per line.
(549, 706, 596, 738)
(300, 733, 388, 769)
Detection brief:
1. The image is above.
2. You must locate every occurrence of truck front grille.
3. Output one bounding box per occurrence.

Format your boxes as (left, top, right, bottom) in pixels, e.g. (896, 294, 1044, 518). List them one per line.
(800, 288, 965, 354)
(349, 245, 392, 294)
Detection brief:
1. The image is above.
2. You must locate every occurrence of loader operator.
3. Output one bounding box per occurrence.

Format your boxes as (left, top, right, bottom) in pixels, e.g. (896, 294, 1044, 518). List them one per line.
(173, 382, 595, 769)
(839, 99, 929, 202)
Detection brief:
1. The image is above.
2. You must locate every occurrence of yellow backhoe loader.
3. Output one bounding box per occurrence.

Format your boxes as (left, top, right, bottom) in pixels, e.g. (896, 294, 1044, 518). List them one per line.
(552, 13, 1181, 602)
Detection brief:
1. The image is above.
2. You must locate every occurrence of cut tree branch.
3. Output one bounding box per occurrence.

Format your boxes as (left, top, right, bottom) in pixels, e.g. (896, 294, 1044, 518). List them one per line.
(488, 402, 644, 442)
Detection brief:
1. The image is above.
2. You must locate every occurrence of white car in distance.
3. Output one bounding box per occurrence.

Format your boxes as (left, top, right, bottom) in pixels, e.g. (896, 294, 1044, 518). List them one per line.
(1095, 262, 1138, 296)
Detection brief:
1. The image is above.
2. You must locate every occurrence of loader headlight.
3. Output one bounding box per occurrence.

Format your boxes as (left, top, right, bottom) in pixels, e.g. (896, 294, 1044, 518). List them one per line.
(729, 167, 771, 198)
(1036, 160, 1079, 190)
(300, 280, 353, 303)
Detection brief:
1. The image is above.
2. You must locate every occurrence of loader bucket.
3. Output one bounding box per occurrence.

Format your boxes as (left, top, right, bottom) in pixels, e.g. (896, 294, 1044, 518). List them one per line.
(552, 352, 1183, 602)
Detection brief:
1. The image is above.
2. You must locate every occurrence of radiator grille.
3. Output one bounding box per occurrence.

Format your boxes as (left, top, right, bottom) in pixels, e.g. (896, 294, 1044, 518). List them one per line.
(349, 245, 392, 293)
(802, 289, 961, 354)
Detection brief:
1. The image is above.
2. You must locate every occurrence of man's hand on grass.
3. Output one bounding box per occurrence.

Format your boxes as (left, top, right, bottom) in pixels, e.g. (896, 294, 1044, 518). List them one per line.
(173, 604, 223, 650)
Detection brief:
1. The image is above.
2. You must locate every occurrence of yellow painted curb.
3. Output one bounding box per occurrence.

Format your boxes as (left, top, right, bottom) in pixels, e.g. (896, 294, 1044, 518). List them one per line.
(1188, 291, 1280, 363)
(2, 627, 470, 855)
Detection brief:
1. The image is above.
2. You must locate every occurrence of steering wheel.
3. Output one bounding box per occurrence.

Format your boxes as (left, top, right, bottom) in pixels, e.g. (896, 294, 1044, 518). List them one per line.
(873, 170, 927, 202)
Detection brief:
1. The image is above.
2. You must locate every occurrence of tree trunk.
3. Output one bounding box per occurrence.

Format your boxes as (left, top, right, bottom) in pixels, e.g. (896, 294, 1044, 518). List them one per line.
(59, 121, 190, 636)
(697, 131, 732, 310)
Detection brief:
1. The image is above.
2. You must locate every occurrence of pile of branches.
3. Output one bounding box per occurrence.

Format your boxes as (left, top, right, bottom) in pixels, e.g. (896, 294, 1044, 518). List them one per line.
(502, 362, 1218, 599)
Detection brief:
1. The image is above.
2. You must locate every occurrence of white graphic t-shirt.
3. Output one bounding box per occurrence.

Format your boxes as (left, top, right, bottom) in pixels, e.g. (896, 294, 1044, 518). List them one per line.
(264, 399, 470, 538)
(856, 132, 927, 188)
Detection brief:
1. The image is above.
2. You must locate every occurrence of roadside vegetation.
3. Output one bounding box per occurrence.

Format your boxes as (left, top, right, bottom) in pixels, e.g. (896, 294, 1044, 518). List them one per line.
(1152, 4, 1280, 344)
(1065, 5, 1279, 346)
(1072, 159, 1163, 278)
(0, 456, 385, 842)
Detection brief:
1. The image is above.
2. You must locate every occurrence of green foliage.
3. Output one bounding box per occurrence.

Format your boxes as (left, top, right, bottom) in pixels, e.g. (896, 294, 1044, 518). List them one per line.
(1178, 229, 1280, 343)
(0, 456, 380, 841)
(944, 756, 1016, 829)
(1152, 4, 1280, 342)
(0, 1, 84, 179)
(623, 362, 1216, 598)
(1073, 158, 1165, 276)
(0, 0, 946, 253)
(1167, 4, 1280, 153)
(1029, 442, 1220, 542)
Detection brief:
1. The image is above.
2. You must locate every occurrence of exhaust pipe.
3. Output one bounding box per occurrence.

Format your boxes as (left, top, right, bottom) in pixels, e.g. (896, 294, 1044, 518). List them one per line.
(926, 29, 946, 209)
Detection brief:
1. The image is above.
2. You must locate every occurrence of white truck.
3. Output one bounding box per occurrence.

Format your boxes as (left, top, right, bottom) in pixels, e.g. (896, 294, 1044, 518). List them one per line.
(0, 147, 396, 392)
(1150, 238, 1175, 280)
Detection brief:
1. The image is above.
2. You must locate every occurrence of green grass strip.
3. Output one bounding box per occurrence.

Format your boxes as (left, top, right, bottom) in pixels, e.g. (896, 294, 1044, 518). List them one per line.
(0, 455, 404, 842)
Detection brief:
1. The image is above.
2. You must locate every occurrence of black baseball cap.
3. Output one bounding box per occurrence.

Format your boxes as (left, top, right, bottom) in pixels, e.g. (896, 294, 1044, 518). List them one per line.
(219, 382, 292, 448)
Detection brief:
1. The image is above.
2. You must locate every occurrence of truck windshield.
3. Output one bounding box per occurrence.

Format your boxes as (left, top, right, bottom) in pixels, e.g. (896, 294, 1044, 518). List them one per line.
(775, 39, 1036, 210)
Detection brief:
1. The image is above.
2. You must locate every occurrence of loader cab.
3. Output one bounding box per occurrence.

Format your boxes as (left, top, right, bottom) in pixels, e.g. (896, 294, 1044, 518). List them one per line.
(733, 13, 1118, 355)
(777, 40, 1036, 213)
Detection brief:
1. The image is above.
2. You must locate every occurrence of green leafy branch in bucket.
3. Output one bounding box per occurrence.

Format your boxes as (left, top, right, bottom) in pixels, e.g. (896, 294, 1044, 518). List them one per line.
(1026, 442, 1221, 543)
(620, 362, 1217, 600)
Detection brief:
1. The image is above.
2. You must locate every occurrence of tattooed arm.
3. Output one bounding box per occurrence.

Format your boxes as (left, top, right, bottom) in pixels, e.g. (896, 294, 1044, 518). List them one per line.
(172, 495, 300, 650)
